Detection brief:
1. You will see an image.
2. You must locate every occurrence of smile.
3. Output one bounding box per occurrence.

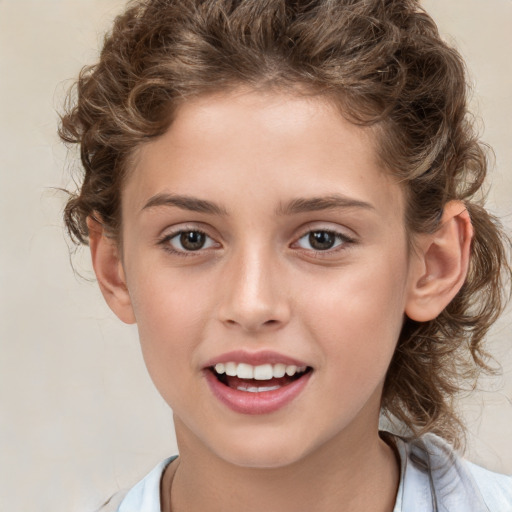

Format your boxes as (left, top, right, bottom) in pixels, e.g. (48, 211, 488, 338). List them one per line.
(215, 362, 307, 380)
(204, 355, 313, 414)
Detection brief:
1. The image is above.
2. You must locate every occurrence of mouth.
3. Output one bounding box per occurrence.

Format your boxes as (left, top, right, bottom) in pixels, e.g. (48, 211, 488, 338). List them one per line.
(203, 358, 314, 414)
(209, 362, 312, 393)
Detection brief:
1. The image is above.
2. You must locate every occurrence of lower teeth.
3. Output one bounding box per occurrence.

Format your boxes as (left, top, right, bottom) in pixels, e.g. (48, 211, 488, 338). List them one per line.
(236, 385, 281, 393)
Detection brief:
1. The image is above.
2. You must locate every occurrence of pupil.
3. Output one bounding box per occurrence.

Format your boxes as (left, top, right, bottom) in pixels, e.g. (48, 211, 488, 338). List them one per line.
(180, 231, 205, 250)
(309, 231, 335, 250)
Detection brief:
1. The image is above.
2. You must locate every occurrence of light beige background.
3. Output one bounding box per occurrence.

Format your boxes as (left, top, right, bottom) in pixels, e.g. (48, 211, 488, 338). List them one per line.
(0, 1, 511, 511)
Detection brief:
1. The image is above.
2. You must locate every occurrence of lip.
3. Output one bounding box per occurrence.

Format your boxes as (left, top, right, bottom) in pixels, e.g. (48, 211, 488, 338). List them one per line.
(202, 349, 309, 368)
(204, 369, 312, 415)
(203, 350, 313, 415)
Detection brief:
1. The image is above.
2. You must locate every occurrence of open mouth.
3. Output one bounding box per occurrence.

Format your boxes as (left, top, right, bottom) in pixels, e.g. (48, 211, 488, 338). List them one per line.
(209, 362, 313, 393)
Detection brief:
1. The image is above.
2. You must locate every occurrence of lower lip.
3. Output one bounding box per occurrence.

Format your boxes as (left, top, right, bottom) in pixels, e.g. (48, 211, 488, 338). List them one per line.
(204, 369, 312, 415)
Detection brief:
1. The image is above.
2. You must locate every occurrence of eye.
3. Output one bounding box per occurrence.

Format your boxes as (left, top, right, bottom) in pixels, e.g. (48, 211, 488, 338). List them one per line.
(161, 229, 218, 254)
(295, 230, 352, 252)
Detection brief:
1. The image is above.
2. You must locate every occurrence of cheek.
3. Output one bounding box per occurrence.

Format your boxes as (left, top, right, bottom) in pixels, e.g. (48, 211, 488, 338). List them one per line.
(127, 269, 213, 393)
(129, 260, 212, 334)
(300, 251, 409, 374)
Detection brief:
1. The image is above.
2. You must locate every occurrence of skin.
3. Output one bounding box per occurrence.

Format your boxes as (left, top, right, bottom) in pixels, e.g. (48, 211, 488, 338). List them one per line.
(88, 89, 473, 512)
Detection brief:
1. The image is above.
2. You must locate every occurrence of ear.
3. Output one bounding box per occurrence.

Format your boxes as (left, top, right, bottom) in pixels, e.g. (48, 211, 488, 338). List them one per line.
(87, 216, 136, 324)
(405, 201, 473, 322)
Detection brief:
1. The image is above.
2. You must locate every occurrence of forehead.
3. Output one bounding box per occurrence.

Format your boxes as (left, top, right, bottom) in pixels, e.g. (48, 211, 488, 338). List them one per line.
(125, 89, 405, 221)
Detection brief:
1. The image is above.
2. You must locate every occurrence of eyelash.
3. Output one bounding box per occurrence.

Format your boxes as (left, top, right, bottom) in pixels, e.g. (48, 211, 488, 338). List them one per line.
(293, 229, 356, 256)
(157, 227, 356, 258)
(158, 228, 217, 258)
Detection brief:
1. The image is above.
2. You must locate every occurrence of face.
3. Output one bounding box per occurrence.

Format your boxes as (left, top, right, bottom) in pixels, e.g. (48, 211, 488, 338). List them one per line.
(116, 89, 418, 468)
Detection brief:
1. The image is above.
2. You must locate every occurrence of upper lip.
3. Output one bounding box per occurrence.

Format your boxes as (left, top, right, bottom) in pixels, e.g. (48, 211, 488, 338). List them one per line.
(202, 350, 310, 369)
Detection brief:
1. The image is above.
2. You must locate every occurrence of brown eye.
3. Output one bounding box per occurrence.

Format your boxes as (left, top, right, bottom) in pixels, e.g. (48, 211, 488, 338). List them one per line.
(295, 229, 353, 253)
(180, 231, 206, 251)
(308, 231, 336, 250)
(162, 229, 217, 254)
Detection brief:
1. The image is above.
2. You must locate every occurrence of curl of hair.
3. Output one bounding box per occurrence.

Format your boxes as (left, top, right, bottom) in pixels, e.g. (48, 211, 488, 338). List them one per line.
(59, 0, 511, 447)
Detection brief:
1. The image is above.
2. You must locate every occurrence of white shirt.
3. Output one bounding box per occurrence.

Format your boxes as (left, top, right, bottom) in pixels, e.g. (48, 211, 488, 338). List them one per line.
(112, 433, 512, 511)
(392, 434, 512, 511)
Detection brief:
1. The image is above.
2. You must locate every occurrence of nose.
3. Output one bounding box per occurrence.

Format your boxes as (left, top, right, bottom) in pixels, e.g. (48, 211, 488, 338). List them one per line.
(217, 244, 291, 333)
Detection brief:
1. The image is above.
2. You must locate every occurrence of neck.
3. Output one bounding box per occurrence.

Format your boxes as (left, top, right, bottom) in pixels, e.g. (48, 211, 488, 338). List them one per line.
(163, 421, 399, 512)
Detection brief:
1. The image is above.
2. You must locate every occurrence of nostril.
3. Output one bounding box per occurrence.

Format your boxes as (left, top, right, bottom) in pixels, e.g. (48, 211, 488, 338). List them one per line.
(222, 317, 283, 330)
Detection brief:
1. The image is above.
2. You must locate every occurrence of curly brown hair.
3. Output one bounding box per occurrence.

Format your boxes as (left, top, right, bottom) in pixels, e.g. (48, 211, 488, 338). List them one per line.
(59, 0, 511, 447)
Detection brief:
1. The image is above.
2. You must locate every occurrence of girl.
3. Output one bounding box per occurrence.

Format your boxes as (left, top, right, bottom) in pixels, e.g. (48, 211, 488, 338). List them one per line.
(59, 0, 512, 510)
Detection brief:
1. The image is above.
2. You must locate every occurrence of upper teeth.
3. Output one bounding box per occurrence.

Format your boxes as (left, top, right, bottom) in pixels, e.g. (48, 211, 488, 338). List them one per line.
(214, 362, 307, 380)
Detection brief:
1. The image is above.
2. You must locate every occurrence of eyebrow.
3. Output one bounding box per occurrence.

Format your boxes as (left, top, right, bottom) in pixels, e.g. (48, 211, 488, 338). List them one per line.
(141, 193, 374, 216)
(275, 194, 375, 216)
(142, 193, 228, 215)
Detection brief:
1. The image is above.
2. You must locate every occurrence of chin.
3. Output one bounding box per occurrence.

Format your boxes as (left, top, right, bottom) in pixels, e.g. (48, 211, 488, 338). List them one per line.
(218, 447, 304, 469)
(207, 426, 314, 469)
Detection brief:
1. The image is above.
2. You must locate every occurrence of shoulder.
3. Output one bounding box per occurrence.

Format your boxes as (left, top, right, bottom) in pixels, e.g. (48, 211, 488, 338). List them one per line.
(465, 459, 512, 509)
(111, 456, 178, 512)
(392, 432, 512, 512)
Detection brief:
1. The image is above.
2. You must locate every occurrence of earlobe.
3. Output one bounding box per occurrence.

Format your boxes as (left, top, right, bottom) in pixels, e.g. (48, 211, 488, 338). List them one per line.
(87, 216, 136, 324)
(405, 201, 473, 322)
